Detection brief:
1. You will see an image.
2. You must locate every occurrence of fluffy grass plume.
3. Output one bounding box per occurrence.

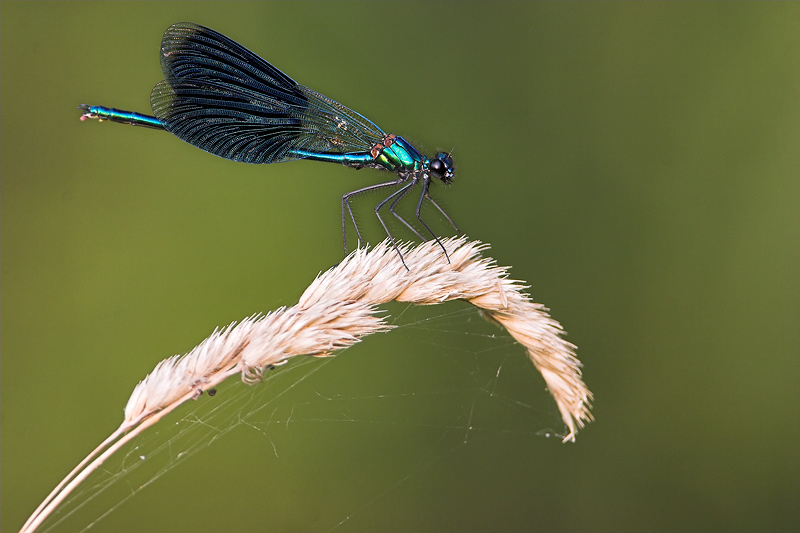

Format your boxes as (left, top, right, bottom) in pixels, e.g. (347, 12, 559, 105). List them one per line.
(22, 237, 591, 533)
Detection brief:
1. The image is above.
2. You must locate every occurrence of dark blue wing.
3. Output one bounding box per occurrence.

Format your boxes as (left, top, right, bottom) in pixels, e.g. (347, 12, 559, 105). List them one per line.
(150, 22, 386, 164)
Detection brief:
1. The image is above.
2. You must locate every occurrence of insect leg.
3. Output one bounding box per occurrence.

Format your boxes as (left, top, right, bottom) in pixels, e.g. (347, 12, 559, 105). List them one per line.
(415, 177, 451, 262)
(341, 178, 404, 254)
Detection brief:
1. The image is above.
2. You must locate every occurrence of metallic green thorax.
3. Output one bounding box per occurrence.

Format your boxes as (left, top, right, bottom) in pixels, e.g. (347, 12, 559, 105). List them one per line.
(371, 135, 426, 173)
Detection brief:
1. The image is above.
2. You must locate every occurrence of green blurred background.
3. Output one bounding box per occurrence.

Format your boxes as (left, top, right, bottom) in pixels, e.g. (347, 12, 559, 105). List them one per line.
(2, 2, 798, 532)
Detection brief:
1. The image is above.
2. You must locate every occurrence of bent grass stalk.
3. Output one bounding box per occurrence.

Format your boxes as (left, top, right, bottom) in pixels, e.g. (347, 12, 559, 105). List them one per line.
(21, 237, 592, 533)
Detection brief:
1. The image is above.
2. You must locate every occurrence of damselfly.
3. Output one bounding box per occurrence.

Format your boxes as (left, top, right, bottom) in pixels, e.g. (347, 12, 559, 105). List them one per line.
(80, 22, 458, 267)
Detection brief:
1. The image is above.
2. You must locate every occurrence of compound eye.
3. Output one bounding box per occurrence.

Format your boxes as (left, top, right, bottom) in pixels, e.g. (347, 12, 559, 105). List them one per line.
(429, 158, 446, 179)
(431, 153, 454, 184)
